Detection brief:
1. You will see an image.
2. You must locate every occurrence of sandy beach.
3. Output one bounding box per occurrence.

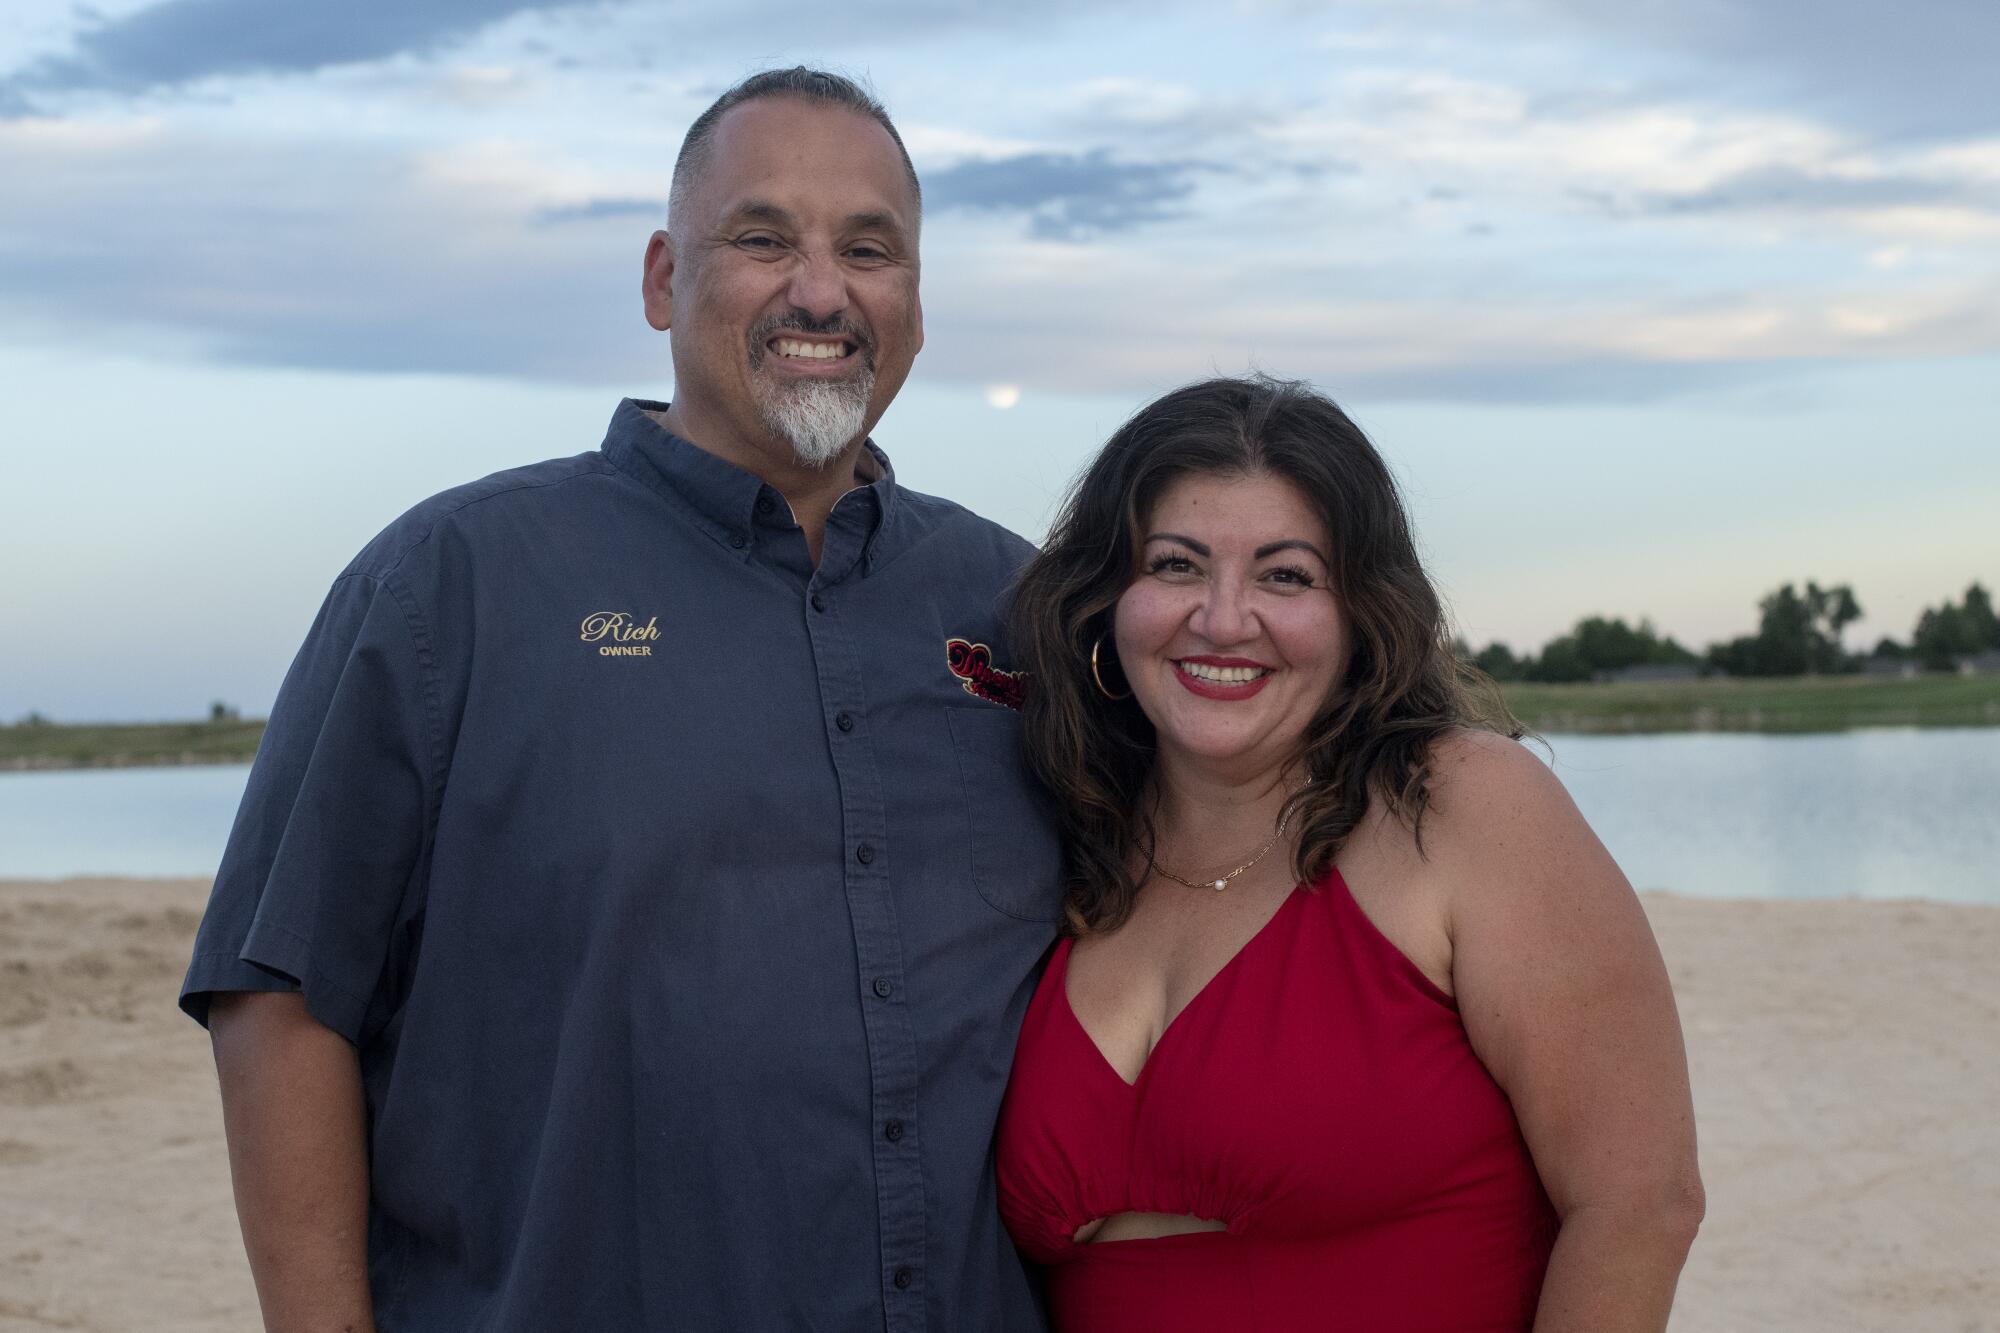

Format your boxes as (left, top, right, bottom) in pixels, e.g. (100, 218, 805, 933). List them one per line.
(2, 879, 1994, 1332)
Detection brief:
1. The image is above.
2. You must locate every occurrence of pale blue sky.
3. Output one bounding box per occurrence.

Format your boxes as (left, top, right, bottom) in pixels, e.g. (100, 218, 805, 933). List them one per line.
(3, 1, 1995, 719)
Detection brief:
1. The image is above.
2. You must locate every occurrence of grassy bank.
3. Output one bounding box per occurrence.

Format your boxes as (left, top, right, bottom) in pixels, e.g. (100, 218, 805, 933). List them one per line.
(0, 719, 266, 771)
(1501, 673, 2000, 734)
(5, 673, 1998, 769)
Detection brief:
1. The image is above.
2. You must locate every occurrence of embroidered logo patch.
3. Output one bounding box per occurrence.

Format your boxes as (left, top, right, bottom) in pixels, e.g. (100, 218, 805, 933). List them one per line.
(580, 611, 659, 657)
(946, 638, 1027, 711)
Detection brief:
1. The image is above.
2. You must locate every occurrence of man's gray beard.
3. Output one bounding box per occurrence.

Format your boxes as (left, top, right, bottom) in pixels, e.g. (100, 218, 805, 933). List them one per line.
(756, 373, 873, 469)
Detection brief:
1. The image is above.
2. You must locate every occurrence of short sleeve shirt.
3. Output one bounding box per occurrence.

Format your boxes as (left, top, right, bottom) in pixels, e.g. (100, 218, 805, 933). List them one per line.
(181, 399, 1064, 1331)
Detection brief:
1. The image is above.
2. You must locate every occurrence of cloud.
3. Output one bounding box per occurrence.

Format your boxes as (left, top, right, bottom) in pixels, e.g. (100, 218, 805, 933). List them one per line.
(1524, 0, 2000, 139)
(534, 196, 661, 225)
(4, 9, 1998, 408)
(1639, 165, 1960, 217)
(0, 0, 1135, 113)
(914, 236, 2000, 402)
(1, 0, 601, 105)
(0, 117, 652, 379)
(926, 149, 1207, 239)
(4, 111, 1996, 407)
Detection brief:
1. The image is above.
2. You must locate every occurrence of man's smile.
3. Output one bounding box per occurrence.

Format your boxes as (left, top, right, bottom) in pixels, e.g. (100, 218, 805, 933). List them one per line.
(769, 335, 857, 361)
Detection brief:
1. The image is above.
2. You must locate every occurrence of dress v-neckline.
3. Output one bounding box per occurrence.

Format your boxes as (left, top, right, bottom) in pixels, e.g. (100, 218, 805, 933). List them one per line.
(1059, 883, 1306, 1089)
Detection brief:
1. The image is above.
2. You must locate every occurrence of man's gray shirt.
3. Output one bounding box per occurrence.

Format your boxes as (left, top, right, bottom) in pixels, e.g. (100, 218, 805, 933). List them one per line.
(182, 399, 1063, 1330)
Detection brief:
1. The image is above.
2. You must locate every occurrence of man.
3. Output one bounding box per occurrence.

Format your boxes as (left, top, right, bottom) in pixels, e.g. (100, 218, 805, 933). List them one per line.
(181, 68, 1063, 1331)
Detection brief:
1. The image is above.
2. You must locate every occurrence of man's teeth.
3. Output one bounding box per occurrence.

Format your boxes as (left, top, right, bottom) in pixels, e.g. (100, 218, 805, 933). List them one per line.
(1179, 662, 1267, 683)
(774, 339, 847, 360)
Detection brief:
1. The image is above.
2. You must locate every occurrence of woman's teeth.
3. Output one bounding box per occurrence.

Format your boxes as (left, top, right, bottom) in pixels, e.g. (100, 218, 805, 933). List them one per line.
(1178, 662, 1267, 683)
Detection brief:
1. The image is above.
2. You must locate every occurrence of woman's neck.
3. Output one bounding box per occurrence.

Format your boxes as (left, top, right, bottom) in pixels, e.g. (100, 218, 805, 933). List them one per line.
(1146, 754, 1309, 876)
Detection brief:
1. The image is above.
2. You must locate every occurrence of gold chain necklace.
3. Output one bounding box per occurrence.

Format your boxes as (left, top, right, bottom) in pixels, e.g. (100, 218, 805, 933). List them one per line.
(1150, 780, 1311, 893)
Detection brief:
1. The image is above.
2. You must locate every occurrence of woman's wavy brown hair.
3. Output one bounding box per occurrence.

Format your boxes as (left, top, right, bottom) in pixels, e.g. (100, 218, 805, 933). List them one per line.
(1011, 375, 1518, 933)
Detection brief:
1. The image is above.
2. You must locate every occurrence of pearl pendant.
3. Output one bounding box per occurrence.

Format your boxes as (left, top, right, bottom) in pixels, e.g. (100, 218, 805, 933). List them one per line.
(1212, 879, 1228, 892)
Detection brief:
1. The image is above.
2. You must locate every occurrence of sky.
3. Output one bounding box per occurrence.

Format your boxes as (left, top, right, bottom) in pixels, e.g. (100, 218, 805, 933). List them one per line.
(2, 0, 1996, 720)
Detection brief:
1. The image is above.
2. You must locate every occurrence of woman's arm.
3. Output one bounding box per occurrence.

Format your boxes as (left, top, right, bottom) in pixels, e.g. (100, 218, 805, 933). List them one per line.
(209, 990, 378, 1333)
(1429, 733, 1704, 1332)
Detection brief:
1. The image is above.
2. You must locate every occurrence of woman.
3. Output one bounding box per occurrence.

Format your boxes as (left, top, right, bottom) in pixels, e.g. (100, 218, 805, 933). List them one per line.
(996, 377, 1702, 1331)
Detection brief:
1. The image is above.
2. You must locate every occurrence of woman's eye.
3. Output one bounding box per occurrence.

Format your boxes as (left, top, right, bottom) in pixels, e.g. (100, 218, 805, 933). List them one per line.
(1266, 565, 1317, 588)
(1146, 554, 1196, 576)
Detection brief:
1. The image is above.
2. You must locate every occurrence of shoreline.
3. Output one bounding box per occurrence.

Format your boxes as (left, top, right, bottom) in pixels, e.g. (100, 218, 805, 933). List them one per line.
(6, 681, 2000, 772)
(2, 879, 1995, 1330)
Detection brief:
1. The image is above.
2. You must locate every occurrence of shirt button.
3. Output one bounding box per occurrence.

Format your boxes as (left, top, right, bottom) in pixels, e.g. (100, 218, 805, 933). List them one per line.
(755, 496, 774, 515)
(871, 976, 892, 999)
(811, 593, 827, 612)
(884, 1119, 904, 1143)
(729, 533, 746, 549)
(856, 843, 875, 865)
(835, 712, 854, 732)
(893, 1267, 914, 1291)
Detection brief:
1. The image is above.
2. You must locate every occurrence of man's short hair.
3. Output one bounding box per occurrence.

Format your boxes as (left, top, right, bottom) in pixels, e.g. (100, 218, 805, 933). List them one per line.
(668, 67, 923, 231)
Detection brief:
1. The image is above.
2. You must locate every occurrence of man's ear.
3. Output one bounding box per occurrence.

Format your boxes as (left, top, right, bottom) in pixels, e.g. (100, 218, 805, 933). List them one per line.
(641, 230, 675, 332)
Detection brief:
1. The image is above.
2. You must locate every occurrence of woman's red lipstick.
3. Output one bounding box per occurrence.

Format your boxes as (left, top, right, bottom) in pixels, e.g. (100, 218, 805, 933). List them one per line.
(1172, 655, 1274, 701)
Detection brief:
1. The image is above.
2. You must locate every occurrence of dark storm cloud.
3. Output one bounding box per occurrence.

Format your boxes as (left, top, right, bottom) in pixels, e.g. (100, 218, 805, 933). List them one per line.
(925, 149, 1207, 239)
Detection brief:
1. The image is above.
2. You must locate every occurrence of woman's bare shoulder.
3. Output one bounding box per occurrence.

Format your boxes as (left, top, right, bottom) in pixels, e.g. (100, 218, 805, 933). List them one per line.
(1418, 728, 1604, 879)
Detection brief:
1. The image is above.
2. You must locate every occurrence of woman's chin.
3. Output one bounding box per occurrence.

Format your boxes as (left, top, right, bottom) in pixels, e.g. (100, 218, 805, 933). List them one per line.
(1154, 729, 1294, 777)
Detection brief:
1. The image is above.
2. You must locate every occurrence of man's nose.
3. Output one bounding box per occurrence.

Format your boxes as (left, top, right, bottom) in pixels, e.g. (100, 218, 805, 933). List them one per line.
(786, 249, 847, 322)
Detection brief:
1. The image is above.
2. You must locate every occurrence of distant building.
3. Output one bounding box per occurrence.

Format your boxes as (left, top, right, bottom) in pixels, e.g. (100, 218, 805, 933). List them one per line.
(1593, 663, 1701, 684)
(1863, 655, 1921, 678)
(1956, 649, 2000, 676)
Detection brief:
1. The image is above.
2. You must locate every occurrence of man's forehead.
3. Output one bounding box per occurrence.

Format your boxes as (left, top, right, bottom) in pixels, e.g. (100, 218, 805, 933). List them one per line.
(697, 97, 918, 224)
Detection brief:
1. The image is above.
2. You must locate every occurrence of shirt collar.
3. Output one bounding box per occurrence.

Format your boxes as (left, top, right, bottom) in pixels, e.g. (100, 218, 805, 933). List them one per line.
(600, 398, 900, 566)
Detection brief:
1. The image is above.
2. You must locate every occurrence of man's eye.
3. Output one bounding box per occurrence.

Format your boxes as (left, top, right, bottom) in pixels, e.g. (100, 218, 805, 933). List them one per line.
(847, 244, 887, 260)
(737, 234, 781, 250)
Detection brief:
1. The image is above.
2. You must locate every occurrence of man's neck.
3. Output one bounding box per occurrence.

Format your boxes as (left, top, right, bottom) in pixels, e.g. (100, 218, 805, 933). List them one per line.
(647, 403, 872, 564)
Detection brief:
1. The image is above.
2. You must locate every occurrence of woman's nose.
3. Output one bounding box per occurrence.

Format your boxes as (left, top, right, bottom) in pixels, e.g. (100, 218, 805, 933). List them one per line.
(1191, 580, 1253, 646)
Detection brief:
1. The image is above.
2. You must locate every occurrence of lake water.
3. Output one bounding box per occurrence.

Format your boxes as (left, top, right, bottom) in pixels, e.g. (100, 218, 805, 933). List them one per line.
(1, 729, 1995, 901)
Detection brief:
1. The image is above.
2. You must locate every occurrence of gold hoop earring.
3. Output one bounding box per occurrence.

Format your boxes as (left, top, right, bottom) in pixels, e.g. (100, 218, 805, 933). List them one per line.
(1090, 634, 1133, 701)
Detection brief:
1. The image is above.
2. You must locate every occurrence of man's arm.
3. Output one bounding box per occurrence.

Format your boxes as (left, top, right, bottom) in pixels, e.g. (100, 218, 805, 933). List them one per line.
(209, 991, 377, 1333)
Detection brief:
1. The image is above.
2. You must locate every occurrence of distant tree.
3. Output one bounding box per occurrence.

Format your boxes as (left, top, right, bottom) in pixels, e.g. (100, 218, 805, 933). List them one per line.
(1528, 634, 1591, 682)
(1870, 637, 1909, 660)
(1963, 582, 1999, 649)
(1752, 584, 1816, 676)
(209, 700, 240, 723)
(1526, 615, 1697, 681)
(1705, 636, 1761, 678)
(17, 710, 51, 728)
(1805, 582, 1862, 670)
(1473, 641, 1525, 681)
(1910, 582, 2000, 670)
(1912, 605, 1969, 670)
(1708, 581, 1863, 677)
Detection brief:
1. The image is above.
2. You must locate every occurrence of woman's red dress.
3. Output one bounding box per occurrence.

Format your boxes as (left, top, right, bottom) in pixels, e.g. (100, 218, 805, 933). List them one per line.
(995, 869, 1558, 1331)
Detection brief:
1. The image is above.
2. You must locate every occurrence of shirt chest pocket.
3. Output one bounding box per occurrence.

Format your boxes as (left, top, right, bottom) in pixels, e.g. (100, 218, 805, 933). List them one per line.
(945, 709, 1064, 922)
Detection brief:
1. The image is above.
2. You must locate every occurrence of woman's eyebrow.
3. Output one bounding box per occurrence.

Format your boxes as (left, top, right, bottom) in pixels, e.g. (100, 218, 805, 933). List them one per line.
(1144, 532, 1209, 556)
(1255, 539, 1330, 563)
